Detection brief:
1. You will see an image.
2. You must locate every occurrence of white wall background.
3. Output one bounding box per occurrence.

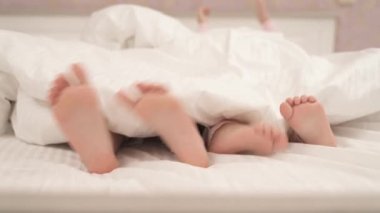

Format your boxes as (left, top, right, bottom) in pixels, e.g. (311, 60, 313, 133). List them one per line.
(0, 0, 377, 51)
(0, 14, 335, 55)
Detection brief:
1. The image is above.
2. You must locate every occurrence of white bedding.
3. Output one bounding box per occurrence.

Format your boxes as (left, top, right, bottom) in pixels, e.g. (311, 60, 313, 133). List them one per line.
(0, 5, 380, 145)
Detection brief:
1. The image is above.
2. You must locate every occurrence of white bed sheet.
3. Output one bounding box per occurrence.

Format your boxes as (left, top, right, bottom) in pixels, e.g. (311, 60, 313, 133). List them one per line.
(1, 117, 380, 196)
(1, 117, 380, 212)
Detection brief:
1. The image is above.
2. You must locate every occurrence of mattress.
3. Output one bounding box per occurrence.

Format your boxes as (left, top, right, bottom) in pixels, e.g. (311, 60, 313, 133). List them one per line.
(1, 113, 380, 212)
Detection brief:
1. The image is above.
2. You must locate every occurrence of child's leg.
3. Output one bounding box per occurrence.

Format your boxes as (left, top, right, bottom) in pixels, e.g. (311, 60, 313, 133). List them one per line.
(197, 6, 210, 32)
(208, 120, 288, 155)
(49, 64, 121, 174)
(117, 83, 209, 168)
(254, 0, 275, 31)
(280, 95, 336, 147)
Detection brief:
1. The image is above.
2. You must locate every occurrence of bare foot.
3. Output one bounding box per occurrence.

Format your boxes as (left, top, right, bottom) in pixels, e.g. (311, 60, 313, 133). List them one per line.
(280, 95, 336, 147)
(208, 121, 288, 156)
(117, 83, 209, 168)
(49, 64, 119, 173)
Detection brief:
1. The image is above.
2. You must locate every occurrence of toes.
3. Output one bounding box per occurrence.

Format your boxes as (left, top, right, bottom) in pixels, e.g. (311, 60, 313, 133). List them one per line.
(51, 80, 68, 93)
(286, 98, 294, 106)
(308, 96, 317, 103)
(49, 91, 59, 105)
(71, 63, 89, 84)
(262, 125, 289, 153)
(273, 131, 289, 152)
(61, 64, 87, 86)
(48, 63, 89, 105)
(49, 86, 67, 105)
(49, 75, 70, 105)
(294, 96, 301, 105)
(254, 123, 268, 137)
(51, 74, 68, 92)
(117, 86, 143, 107)
(301, 95, 308, 103)
(137, 83, 155, 92)
(255, 123, 276, 140)
(252, 123, 276, 155)
(286, 95, 318, 105)
(117, 83, 170, 110)
(117, 91, 136, 108)
(53, 74, 69, 87)
(280, 102, 293, 120)
(137, 83, 168, 94)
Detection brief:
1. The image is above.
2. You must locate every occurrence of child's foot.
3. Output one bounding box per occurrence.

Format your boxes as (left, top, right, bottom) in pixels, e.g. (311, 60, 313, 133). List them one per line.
(49, 64, 119, 173)
(280, 95, 336, 147)
(208, 121, 288, 155)
(117, 83, 209, 168)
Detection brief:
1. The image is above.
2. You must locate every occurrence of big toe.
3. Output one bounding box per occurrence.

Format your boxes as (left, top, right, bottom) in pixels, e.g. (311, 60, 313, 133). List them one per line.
(71, 63, 89, 84)
(49, 75, 70, 105)
(280, 102, 293, 120)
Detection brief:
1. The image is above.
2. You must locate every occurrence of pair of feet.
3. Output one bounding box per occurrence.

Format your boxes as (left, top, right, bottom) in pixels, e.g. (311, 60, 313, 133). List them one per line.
(50, 64, 209, 173)
(207, 96, 336, 156)
(49, 64, 335, 173)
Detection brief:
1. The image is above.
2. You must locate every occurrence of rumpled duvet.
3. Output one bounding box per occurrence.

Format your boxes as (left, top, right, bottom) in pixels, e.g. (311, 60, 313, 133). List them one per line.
(0, 4, 379, 145)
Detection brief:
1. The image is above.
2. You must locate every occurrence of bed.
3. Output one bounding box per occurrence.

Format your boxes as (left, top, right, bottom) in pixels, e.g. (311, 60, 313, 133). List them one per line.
(1, 5, 380, 213)
(1, 116, 380, 212)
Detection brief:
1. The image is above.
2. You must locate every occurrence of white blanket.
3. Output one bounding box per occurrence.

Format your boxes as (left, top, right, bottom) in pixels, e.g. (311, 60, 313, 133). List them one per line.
(1, 5, 380, 145)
